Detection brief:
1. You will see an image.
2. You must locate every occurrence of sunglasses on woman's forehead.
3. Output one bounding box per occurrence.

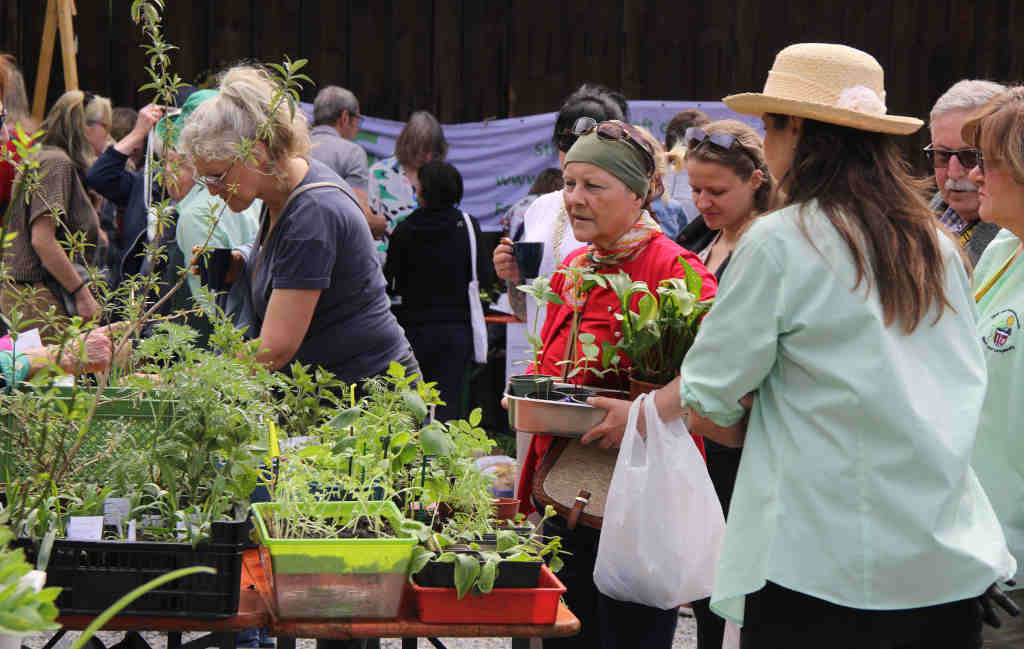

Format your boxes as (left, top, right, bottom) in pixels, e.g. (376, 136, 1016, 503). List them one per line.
(570, 116, 655, 173)
(685, 127, 740, 152)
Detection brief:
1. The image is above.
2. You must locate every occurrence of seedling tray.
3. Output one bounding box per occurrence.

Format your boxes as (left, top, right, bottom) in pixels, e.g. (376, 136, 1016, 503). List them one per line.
(416, 554, 543, 589)
(411, 564, 565, 624)
(251, 501, 417, 619)
(15, 519, 245, 618)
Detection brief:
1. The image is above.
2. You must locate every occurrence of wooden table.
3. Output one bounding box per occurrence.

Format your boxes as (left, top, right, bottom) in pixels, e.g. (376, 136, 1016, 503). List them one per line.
(45, 550, 579, 649)
(245, 552, 580, 649)
(51, 552, 270, 649)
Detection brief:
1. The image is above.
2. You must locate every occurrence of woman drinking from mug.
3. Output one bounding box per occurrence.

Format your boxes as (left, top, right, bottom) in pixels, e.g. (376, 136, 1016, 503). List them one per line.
(515, 117, 716, 649)
(587, 43, 1017, 648)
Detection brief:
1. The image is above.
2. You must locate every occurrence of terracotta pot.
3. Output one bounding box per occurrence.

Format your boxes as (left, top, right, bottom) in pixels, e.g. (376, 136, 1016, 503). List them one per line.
(492, 497, 521, 520)
(629, 374, 665, 400)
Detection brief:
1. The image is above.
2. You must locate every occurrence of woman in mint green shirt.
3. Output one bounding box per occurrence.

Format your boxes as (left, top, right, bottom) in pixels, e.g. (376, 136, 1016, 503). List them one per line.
(962, 86, 1024, 649)
(587, 43, 1016, 647)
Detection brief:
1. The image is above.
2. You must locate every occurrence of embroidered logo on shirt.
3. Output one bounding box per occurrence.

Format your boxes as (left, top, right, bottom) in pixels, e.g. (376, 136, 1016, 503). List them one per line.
(982, 309, 1018, 353)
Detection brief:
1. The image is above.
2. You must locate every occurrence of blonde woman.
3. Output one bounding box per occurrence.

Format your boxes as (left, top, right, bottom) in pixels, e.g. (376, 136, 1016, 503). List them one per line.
(178, 65, 417, 384)
(2, 90, 105, 339)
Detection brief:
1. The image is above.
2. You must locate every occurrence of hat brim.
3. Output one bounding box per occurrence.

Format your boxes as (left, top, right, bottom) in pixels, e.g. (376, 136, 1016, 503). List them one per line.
(723, 92, 923, 135)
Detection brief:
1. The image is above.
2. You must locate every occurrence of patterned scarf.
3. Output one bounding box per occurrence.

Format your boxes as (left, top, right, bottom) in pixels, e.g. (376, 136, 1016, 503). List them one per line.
(559, 211, 662, 308)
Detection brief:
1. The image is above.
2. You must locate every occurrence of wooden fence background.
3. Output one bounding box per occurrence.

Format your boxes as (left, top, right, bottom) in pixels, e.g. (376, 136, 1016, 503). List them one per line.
(2, 0, 1023, 156)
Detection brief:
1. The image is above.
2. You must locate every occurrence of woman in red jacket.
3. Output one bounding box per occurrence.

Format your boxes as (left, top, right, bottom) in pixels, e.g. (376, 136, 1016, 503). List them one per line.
(515, 117, 716, 649)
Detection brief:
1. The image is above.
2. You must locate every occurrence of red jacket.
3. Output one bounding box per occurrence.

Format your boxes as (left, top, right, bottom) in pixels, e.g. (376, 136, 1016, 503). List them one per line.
(516, 234, 717, 512)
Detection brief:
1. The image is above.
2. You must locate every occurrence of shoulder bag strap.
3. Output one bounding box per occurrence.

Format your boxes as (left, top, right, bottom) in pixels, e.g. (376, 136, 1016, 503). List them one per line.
(461, 211, 478, 282)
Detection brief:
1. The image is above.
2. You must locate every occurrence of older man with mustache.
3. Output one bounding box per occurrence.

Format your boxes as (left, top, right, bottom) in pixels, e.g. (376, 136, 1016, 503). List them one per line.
(927, 79, 1006, 263)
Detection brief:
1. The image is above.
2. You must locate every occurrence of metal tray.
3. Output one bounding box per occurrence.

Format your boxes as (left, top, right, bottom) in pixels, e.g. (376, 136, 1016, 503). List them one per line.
(505, 385, 628, 437)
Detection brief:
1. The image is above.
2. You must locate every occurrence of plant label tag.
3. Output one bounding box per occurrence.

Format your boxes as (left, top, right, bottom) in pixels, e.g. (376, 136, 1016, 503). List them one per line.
(127, 520, 137, 542)
(66, 516, 104, 541)
(104, 498, 131, 527)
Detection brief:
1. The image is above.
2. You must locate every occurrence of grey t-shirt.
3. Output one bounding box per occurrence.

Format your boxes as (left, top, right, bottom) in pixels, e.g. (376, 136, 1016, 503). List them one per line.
(249, 159, 410, 384)
(309, 125, 370, 191)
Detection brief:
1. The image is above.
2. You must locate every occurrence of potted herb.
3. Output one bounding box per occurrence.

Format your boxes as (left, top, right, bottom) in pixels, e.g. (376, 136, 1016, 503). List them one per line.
(597, 256, 713, 397)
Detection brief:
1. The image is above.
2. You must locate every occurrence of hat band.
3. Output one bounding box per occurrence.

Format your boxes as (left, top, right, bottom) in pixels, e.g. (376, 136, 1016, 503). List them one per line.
(764, 70, 887, 115)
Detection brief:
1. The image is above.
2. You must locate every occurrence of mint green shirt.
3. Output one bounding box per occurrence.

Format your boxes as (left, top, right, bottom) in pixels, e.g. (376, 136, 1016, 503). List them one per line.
(679, 201, 1016, 625)
(175, 185, 261, 297)
(972, 228, 1024, 591)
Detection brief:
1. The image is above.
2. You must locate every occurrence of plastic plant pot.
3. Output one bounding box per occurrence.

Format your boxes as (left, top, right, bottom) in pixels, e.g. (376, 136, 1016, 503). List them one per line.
(412, 564, 565, 624)
(251, 501, 417, 619)
(507, 374, 555, 397)
(416, 552, 543, 589)
(492, 497, 521, 520)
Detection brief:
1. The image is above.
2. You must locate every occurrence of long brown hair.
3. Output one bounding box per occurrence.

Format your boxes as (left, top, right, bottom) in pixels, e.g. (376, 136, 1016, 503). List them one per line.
(39, 90, 97, 171)
(769, 114, 957, 333)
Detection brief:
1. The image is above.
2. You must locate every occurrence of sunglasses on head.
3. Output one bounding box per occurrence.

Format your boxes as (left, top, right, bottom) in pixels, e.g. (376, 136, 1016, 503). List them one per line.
(684, 127, 740, 152)
(570, 116, 656, 173)
(923, 144, 979, 170)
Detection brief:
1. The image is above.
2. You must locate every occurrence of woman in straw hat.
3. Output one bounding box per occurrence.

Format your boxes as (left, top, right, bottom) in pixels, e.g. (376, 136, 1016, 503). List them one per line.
(587, 43, 1017, 646)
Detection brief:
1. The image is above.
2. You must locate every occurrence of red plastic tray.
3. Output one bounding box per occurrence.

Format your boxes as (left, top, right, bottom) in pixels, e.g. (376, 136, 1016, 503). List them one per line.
(411, 564, 566, 624)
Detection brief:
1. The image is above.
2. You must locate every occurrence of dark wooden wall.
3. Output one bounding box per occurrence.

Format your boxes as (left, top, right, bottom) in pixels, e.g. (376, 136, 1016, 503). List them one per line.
(2, 0, 1023, 153)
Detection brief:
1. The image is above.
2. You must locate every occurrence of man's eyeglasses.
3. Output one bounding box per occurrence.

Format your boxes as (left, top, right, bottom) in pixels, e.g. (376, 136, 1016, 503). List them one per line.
(0, 108, 6, 132)
(923, 144, 979, 170)
(195, 159, 237, 190)
(976, 150, 988, 174)
(570, 116, 656, 174)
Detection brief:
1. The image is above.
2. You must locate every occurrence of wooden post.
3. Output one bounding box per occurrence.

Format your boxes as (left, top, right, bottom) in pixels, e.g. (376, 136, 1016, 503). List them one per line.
(57, 0, 79, 93)
(31, 0, 59, 122)
(30, 0, 79, 122)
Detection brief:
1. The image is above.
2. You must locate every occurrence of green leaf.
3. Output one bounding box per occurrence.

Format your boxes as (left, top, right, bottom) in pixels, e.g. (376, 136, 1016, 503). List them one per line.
(680, 255, 704, 300)
(468, 408, 482, 427)
(454, 553, 481, 599)
(477, 557, 498, 594)
(327, 407, 361, 430)
(419, 423, 455, 457)
(577, 332, 596, 344)
(401, 390, 428, 423)
(406, 546, 433, 577)
(548, 554, 564, 573)
(496, 530, 518, 552)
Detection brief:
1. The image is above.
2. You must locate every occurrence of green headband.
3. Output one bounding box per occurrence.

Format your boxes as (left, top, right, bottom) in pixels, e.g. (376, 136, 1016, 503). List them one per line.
(564, 130, 650, 199)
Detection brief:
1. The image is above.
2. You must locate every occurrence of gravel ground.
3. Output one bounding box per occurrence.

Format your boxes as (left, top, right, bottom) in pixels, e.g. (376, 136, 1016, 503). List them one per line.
(24, 613, 697, 649)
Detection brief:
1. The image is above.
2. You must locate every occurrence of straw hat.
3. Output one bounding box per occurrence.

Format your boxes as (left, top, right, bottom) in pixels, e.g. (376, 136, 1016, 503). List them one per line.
(723, 43, 922, 135)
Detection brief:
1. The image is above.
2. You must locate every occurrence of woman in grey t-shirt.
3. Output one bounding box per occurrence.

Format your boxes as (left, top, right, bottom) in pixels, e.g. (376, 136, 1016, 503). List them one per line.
(178, 65, 416, 386)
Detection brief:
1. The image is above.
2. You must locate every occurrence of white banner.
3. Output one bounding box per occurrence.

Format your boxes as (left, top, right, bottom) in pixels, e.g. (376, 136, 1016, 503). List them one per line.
(301, 101, 762, 232)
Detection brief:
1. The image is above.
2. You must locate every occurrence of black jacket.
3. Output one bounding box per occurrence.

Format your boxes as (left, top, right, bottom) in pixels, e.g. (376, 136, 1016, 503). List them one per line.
(384, 206, 487, 325)
(676, 215, 731, 279)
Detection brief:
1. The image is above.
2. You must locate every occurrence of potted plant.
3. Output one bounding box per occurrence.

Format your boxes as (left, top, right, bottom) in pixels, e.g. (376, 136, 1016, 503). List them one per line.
(596, 256, 713, 397)
(405, 505, 566, 623)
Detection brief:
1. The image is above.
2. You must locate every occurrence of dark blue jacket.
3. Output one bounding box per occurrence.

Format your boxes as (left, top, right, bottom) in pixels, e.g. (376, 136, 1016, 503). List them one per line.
(84, 146, 159, 280)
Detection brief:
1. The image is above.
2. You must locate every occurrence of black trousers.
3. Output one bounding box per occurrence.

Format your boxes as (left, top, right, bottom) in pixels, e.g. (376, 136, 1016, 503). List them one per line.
(540, 513, 679, 649)
(402, 321, 471, 422)
(740, 581, 983, 649)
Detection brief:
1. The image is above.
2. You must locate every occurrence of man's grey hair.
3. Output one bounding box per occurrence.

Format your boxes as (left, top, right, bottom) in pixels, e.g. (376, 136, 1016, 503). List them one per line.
(930, 79, 1007, 124)
(313, 86, 359, 127)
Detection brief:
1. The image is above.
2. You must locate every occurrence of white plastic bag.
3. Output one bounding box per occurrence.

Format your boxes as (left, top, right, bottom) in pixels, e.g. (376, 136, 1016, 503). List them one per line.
(593, 394, 726, 609)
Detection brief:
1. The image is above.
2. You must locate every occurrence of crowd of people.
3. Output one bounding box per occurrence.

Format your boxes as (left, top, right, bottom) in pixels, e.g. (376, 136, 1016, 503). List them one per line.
(1, 40, 1023, 649)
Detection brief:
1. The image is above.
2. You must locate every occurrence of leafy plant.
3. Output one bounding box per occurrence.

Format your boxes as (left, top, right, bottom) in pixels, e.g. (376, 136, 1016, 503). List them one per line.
(516, 276, 564, 369)
(0, 525, 60, 636)
(407, 505, 564, 599)
(595, 256, 713, 384)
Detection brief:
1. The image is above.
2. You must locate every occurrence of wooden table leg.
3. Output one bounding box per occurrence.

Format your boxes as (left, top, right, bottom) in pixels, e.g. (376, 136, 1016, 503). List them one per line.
(401, 639, 417, 649)
(276, 639, 296, 649)
(167, 632, 182, 649)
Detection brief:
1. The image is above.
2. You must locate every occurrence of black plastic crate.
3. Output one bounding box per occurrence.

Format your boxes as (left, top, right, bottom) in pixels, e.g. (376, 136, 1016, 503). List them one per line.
(17, 520, 245, 618)
(415, 552, 543, 589)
